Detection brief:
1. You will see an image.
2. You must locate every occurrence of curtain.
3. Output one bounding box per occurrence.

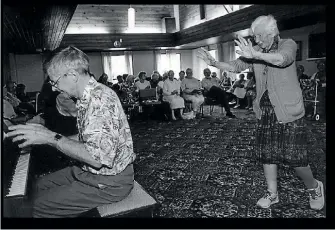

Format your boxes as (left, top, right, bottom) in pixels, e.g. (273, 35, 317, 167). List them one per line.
(101, 52, 113, 82)
(124, 51, 133, 75)
(154, 50, 162, 74)
(102, 51, 134, 82)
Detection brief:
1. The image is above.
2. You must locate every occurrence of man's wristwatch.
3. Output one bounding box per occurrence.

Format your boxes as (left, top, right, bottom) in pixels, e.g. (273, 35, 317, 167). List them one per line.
(54, 133, 63, 142)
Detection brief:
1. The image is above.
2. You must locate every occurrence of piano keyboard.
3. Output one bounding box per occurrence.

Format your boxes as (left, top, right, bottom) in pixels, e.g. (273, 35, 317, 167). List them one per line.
(5, 152, 30, 198)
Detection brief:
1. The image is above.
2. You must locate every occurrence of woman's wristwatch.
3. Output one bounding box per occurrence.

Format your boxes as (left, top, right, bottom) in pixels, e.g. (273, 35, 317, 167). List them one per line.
(210, 60, 217, 66)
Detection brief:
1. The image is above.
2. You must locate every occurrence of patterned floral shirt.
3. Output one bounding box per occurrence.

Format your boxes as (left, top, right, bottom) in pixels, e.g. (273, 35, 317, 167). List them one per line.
(76, 77, 136, 175)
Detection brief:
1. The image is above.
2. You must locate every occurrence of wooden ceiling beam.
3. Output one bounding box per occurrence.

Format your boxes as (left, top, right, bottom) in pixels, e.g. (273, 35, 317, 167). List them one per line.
(175, 4, 326, 46)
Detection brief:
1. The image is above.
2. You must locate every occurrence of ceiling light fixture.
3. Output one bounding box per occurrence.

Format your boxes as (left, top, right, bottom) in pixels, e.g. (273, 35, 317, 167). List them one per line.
(128, 5, 135, 29)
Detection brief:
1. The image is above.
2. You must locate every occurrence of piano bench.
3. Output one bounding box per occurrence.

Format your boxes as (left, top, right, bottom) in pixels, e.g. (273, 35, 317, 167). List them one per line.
(80, 181, 158, 218)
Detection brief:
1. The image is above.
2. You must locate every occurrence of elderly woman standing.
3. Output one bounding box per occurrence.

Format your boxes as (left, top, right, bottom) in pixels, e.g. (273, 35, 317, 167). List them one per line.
(163, 70, 185, 120)
(180, 68, 204, 118)
(198, 15, 324, 210)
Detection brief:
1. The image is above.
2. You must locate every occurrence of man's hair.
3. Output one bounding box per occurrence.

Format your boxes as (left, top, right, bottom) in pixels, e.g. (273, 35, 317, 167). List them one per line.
(186, 68, 192, 73)
(203, 68, 211, 74)
(297, 65, 305, 72)
(250, 15, 279, 36)
(168, 70, 174, 76)
(126, 75, 135, 82)
(138, 71, 146, 78)
(44, 46, 90, 78)
(179, 70, 185, 75)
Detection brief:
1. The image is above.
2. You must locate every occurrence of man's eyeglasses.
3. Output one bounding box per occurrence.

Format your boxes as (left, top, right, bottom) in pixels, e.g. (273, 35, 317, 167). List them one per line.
(48, 74, 65, 87)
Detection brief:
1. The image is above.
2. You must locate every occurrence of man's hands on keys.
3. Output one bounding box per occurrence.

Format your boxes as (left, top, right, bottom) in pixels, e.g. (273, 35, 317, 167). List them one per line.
(7, 123, 56, 148)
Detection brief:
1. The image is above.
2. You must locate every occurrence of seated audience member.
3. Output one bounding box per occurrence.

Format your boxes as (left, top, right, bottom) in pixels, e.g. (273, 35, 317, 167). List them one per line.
(211, 72, 220, 85)
(311, 61, 326, 86)
(7, 46, 136, 218)
(16, 83, 30, 103)
(179, 70, 185, 82)
(201, 68, 236, 118)
(135, 71, 151, 91)
(153, 70, 162, 81)
(231, 74, 247, 108)
(122, 74, 129, 83)
(122, 75, 138, 104)
(180, 68, 204, 118)
(125, 75, 135, 87)
(297, 65, 309, 81)
(145, 72, 151, 82)
(162, 70, 185, 120)
(112, 75, 126, 97)
(244, 72, 256, 110)
(220, 72, 232, 87)
(116, 75, 124, 87)
(157, 73, 168, 93)
(3, 86, 33, 126)
(5, 80, 21, 108)
(5, 80, 35, 115)
(97, 73, 109, 85)
(150, 73, 160, 89)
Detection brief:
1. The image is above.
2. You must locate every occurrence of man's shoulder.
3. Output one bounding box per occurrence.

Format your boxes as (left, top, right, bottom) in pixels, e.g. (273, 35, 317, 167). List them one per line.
(280, 38, 297, 47)
(91, 84, 118, 101)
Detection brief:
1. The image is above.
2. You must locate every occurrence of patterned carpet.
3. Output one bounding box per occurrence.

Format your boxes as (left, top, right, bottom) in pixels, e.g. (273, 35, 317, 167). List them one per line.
(130, 106, 326, 218)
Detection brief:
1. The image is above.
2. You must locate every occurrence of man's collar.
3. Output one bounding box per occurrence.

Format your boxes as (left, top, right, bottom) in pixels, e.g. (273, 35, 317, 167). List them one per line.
(76, 77, 97, 107)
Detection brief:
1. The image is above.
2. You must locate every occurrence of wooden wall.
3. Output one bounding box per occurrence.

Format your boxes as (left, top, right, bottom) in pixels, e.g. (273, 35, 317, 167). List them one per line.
(60, 33, 176, 51)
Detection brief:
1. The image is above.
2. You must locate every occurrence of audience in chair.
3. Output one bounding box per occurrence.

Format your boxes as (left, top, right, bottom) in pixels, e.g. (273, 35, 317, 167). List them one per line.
(297, 65, 309, 81)
(4, 80, 36, 116)
(16, 84, 30, 103)
(135, 71, 151, 91)
(158, 72, 168, 90)
(98, 73, 109, 86)
(245, 72, 256, 111)
(162, 70, 185, 120)
(220, 72, 232, 87)
(150, 73, 160, 89)
(210, 72, 220, 85)
(201, 68, 236, 118)
(180, 68, 204, 118)
(179, 70, 185, 82)
(3, 86, 33, 126)
(231, 74, 247, 108)
(311, 61, 326, 86)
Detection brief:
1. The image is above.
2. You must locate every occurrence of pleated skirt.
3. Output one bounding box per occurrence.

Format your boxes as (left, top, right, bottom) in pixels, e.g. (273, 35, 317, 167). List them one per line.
(255, 90, 309, 168)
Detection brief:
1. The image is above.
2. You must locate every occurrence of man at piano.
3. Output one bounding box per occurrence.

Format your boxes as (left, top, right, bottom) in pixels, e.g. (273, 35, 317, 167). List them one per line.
(7, 46, 136, 218)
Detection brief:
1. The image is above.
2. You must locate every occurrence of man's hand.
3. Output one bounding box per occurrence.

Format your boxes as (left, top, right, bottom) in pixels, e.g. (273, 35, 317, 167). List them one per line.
(26, 114, 45, 125)
(234, 35, 259, 59)
(7, 123, 56, 148)
(197, 47, 216, 65)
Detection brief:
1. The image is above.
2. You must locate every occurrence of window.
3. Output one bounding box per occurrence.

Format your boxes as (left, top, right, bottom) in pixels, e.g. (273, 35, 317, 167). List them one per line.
(208, 50, 219, 76)
(110, 55, 127, 82)
(158, 53, 181, 78)
(102, 52, 133, 84)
